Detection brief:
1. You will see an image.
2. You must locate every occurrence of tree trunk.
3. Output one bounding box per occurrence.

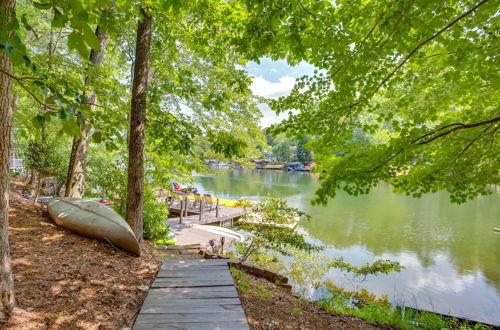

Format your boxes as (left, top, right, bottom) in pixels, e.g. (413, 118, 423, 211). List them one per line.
(34, 176, 41, 204)
(125, 6, 152, 249)
(65, 26, 108, 198)
(0, 0, 16, 321)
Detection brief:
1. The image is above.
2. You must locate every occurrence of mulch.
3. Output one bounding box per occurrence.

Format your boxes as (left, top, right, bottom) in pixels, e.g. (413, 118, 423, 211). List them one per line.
(234, 272, 384, 330)
(0, 191, 161, 330)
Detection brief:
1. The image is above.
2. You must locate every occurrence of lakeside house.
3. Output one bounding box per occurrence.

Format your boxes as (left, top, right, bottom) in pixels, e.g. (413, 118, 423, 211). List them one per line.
(9, 148, 24, 174)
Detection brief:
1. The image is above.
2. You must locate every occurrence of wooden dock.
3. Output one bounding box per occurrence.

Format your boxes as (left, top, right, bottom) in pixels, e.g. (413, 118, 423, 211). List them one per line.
(166, 222, 240, 248)
(133, 259, 249, 330)
(169, 204, 246, 227)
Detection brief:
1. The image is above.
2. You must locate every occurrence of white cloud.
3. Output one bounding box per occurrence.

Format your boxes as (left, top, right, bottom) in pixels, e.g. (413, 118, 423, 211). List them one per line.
(250, 76, 296, 99)
(258, 103, 289, 128)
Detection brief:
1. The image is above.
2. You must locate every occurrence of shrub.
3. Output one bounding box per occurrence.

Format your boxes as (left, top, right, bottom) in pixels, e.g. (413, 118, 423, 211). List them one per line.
(142, 187, 170, 241)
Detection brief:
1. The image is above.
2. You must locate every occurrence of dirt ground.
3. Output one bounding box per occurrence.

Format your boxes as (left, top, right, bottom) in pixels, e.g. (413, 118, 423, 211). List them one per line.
(0, 190, 161, 330)
(232, 269, 384, 330)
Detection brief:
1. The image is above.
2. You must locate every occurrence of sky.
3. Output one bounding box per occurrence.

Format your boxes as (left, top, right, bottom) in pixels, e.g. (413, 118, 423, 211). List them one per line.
(245, 58, 316, 127)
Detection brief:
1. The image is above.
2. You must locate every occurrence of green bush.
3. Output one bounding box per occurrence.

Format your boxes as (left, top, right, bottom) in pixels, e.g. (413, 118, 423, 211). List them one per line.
(142, 187, 170, 241)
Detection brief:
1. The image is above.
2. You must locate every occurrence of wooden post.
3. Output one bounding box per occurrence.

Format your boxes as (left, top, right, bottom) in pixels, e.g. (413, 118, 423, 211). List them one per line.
(179, 199, 184, 224)
(184, 197, 188, 217)
(216, 198, 220, 219)
(198, 199, 204, 222)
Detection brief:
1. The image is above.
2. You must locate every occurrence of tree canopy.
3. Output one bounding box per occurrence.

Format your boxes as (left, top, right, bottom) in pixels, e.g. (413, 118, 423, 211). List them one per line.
(252, 0, 500, 204)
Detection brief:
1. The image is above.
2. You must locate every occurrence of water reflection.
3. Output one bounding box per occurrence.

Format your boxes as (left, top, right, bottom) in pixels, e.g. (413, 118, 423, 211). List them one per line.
(195, 169, 500, 325)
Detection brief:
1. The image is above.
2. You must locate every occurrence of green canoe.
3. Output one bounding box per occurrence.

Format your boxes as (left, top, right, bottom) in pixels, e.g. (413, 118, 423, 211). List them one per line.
(48, 197, 141, 256)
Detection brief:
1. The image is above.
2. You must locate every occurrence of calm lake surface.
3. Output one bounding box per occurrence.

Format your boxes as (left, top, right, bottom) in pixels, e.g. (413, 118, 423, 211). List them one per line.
(194, 169, 500, 325)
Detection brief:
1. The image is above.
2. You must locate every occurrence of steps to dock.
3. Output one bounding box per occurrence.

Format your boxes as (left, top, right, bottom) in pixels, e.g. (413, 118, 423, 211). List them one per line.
(133, 259, 249, 330)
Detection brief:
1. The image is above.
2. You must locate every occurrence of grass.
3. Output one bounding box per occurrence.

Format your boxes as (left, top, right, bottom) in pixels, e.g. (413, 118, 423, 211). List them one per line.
(318, 289, 491, 330)
(231, 268, 275, 299)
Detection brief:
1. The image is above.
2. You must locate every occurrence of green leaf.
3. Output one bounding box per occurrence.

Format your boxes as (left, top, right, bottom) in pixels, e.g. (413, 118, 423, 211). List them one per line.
(61, 114, 81, 138)
(52, 9, 68, 28)
(32, 1, 51, 9)
(31, 114, 45, 128)
(82, 24, 100, 50)
(59, 109, 68, 120)
(21, 14, 36, 35)
(67, 31, 89, 59)
(92, 131, 103, 143)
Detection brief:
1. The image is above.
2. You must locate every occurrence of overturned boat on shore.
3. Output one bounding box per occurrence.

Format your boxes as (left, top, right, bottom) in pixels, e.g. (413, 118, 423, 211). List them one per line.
(47, 197, 141, 256)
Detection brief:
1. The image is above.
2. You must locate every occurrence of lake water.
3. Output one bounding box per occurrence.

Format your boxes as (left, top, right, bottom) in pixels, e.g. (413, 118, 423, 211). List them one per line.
(194, 169, 500, 325)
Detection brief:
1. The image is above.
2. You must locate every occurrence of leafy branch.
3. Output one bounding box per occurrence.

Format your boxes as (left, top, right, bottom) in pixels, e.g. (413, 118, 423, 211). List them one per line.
(329, 0, 491, 118)
(0, 68, 57, 111)
(366, 116, 500, 173)
(414, 116, 500, 146)
(372, 0, 491, 95)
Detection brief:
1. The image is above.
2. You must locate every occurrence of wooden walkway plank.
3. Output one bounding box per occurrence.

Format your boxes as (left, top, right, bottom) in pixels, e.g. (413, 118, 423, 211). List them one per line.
(156, 269, 229, 277)
(140, 303, 244, 313)
(133, 321, 249, 330)
(141, 298, 241, 307)
(146, 286, 237, 294)
(135, 312, 247, 323)
(133, 259, 249, 330)
(160, 259, 229, 268)
(144, 291, 238, 300)
(151, 281, 234, 288)
(157, 271, 231, 282)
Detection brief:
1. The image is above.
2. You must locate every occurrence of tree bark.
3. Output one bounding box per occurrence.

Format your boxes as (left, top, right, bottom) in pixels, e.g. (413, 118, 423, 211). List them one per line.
(125, 6, 152, 248)
(65, 26, 108, 198)
(0, 0, 16, 321)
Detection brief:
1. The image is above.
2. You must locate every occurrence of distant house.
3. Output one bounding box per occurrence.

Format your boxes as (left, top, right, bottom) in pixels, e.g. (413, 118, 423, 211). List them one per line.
(205, 159, 219, 166)
(10, 150, 24, 174)
(252, 159, 272, 165)
(285, 162, 303, 170)
(265, 152, 277, 162)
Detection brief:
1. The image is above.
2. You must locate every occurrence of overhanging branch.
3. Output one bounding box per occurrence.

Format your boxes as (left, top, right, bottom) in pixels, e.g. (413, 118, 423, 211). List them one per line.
(0, 68, 57, 111)
(415, 116, 500, 145)
(366, 116, 500, 173)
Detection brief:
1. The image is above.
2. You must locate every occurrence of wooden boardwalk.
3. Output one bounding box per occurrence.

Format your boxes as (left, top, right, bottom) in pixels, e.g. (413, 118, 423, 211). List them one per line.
(165, 222, 239, 248)
(133, 259, 249, 330)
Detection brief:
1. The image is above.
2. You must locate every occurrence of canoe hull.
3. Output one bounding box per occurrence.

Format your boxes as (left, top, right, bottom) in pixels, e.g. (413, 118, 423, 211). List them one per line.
(48, 197, 141, 256)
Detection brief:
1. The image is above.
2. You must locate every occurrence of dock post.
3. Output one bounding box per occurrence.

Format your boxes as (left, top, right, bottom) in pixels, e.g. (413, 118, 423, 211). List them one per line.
(179, 199, 184, 224)
(184, 197, 188, 217)
(216, 198, 220, 220)
(199, 199, 204, 222)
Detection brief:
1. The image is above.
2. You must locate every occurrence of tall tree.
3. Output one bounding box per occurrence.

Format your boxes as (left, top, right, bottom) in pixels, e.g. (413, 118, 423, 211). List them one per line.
(65, 25, 109, 198)
(0, 0, 16, 321)
(125, 6, 152, 248)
